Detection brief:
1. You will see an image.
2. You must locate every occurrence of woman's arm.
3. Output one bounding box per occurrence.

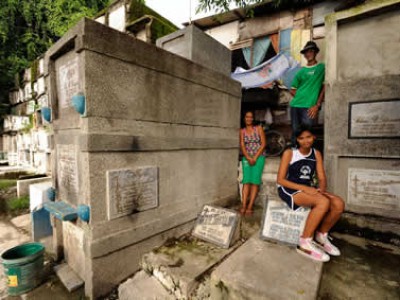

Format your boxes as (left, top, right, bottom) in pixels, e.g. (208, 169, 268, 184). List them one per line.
(253, 126, 266, 160)
(315, 149, 327, 193)
(277, 149, 318, 194)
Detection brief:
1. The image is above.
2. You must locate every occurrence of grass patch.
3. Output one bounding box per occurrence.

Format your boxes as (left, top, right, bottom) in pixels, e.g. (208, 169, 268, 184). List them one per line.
(0, 179, 17, 191)
(7, 195, 29, 212)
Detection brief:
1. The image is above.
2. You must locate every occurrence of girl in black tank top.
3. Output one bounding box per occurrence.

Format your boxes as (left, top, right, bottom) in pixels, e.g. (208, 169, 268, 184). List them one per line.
(276, 125, 345, 262)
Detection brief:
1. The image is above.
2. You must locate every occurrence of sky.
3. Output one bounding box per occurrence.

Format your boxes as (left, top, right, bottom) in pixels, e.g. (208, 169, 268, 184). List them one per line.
(145, 0, 223, 27)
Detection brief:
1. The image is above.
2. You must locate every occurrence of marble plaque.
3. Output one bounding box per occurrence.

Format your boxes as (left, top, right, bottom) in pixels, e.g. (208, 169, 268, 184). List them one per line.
(348, 168, 400, 211)
(107, 167, 158, 220)
(260, 200, 310, 246)
(349, 100, 400, 138)
(57, 145, 79, 202)
(57, 56, 80, 109)
(192, 205, 239, 248)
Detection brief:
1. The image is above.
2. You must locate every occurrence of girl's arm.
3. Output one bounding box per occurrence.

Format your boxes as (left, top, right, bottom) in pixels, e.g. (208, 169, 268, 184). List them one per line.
(253, 126, 266, 160)
(315, 149, 327, 193)
(240, 129, 251, 161)
(277, 149, 319, 194)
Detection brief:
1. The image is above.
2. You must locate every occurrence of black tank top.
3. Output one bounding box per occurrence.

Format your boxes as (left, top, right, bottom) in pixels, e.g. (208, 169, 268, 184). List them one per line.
(286, 148, 316, 186)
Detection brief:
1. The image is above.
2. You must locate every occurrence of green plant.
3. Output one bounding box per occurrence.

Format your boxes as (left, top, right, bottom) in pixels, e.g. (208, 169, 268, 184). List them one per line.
(6, 195, 30, 211)
(0, 179, 17, 190)
(0, 0, 110, 103)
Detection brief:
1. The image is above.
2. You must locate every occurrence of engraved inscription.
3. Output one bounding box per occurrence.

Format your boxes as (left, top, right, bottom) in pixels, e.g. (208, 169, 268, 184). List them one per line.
(348, 168, 400, 211)
(107, 167, 158, 220)
(57, 145, 79, 202)
(261, 200, 310, 245)
(350, 100, 400, 137)
(57, 56, 80, 108)
(192, 205, 239, 248)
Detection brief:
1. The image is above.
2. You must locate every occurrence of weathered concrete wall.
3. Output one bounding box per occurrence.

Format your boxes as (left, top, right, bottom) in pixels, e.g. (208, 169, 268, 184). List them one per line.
(44, 18, 241, 298)
(17, 176, 52, 198)
(324, 1, 400, 219)
(238, 10, 295, 41)
(156, 25, 232, 76)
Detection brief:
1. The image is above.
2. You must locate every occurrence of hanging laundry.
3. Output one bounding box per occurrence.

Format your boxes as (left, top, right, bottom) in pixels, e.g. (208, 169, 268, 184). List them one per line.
(242, 37, 272, 68)
(231, 53, 299, 89)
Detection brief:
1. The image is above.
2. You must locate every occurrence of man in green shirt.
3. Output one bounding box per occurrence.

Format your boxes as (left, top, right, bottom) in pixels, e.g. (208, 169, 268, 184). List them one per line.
(290, 41, 325, 144)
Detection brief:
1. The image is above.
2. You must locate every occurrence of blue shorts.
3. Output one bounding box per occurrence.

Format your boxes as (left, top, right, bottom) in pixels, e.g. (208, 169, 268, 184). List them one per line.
(277, 186, 301, 210)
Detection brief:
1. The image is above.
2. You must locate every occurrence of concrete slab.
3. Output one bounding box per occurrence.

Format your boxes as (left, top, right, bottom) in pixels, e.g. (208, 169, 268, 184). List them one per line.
(118, 270, 174, 300)
(210, 234, 323, 300)
(17, 177, 51, 198)
(54, 263, 84, 292)
(10, 213, 31, 235)
(141, 237, 243, 299)
(10, 274, 85, 300)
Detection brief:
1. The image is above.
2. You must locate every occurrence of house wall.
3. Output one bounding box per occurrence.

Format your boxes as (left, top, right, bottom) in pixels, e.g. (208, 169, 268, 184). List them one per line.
(205, 21, 240, 48)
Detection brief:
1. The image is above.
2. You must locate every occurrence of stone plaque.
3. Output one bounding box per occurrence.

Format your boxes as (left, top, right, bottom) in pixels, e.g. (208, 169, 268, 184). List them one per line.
(348, 168, 400, 211)
(192, 205, 239, 248)
(63, 221, 85, 276)
(349, 100, 400, 138)
(107, 167, 158, 220)
(57, 145, 79, 203)
(260, 200, 310, 246)
(57, 56, 80, 108)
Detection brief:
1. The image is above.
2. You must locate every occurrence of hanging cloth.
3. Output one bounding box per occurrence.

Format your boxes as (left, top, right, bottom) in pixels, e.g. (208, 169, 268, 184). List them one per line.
(269, 33, 279, 54)
(242, 36, 271, 68)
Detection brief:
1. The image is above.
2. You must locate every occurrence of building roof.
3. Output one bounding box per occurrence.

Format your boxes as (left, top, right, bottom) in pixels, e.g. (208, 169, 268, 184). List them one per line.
(184, 0, 326, 29)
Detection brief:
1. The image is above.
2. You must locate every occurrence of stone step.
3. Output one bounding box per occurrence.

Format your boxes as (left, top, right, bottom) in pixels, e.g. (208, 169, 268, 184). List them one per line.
(334, 212, 400, 247)
(118, 270, 174, 300)
(140, 237, 243, 299)
(210, 234, 323, 300)
(116, 206, 262, 299)
(54, 263, 84, 292)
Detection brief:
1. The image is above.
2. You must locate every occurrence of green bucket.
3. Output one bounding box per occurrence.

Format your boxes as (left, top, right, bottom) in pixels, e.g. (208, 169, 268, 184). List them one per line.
(1, 242, 45, 296)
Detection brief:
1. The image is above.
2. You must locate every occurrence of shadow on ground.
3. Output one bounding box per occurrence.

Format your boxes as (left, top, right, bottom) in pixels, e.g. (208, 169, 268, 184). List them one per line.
(318, 236, 400, 300)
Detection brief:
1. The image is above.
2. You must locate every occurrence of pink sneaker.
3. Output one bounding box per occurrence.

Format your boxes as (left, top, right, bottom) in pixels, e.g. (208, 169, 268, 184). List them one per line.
(297, 237, 330, 262)
(315, 232, 341, 256)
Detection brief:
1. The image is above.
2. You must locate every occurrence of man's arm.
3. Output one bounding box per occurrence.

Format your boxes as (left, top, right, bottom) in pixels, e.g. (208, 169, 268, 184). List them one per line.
(316, 84, 325, 108)
(308, 84, 325, 119)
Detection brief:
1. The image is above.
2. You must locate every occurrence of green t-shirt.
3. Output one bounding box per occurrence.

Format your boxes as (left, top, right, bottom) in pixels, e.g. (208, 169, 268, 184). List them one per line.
(290, 63, 325, 108)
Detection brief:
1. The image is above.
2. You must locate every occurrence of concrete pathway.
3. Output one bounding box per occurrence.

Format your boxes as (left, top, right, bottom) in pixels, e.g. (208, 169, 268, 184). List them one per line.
(210, 234, 323, 300)
(0, 215, 84, 300)
(0, 219, 30, 299)
(318, 233, 400, 300)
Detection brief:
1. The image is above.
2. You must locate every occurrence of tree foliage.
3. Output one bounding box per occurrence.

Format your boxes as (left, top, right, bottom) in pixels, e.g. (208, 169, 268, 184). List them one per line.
(0, 0, 110, 103)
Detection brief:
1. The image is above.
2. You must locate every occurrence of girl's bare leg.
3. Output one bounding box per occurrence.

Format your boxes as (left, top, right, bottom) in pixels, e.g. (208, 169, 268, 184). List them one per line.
(293, 192, 330, 238)
(318, 192, 345, 233)
(247, 184, 259, 211)
(241, 184, 250, 213)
